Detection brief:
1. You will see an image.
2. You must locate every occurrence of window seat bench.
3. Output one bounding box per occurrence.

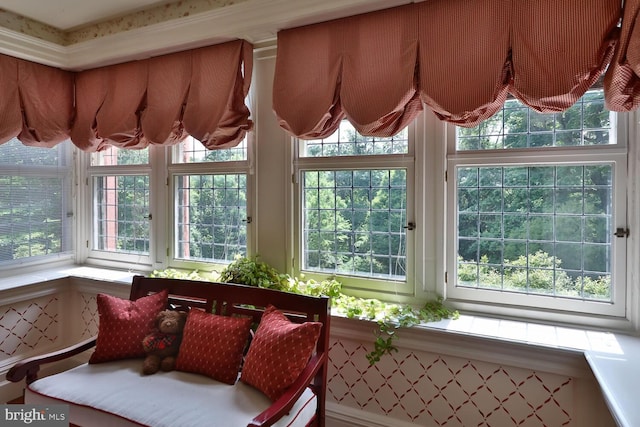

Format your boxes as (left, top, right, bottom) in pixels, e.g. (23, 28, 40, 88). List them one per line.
(26, 358, 317, 427)
(6, 275, 330, 427)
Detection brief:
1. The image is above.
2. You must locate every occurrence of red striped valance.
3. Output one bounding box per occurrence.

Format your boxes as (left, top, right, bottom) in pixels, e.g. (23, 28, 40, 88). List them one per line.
(73, 39, 253, 151)
(605, 0, 640, 111)
(0, 57, 73, 147)
(0, 39, 253, 151)
(273, 0, 621, 138)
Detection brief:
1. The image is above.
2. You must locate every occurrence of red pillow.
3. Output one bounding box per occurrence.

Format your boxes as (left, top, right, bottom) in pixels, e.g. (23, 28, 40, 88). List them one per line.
(89, 290, 168, 363)
(176, 310, 252, 385)
(241, 305, 322, 401)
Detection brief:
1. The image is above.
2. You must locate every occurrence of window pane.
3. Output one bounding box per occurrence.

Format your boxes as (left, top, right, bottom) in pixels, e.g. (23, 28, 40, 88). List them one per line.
(0, 139, 65, 166)
(302, 169, 407, 280)
(300, 121, 409, 157)
(456, 165, 613, 301)
(174, 136, 247, 163)
(0, 176, 68, 260)
(174, 174, 247, 262)
(0, 139, 72, 262)
(457, 89, 613, 150)
(94, 175, 150, 254)
(91, 146, 149, 166)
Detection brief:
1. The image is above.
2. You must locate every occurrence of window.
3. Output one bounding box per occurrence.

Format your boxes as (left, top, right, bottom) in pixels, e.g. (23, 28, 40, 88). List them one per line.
(447, 89, 628, 320)
(171, 136, 249, 265)
(295, 120, 414, 293)
(85, 137, 251, 270)
(0, 138, 73, 267)
(89, 147, 151, 264)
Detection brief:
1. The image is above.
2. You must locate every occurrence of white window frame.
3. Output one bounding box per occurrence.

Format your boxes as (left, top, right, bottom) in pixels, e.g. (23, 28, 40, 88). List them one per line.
(83, 148, 156, 270)
(0, 139, 74, 274)
(80, 136, 254, 273)
(292, 120, 420, 302)
(167, 135, 254, 272)
(445, 109, 630, 326)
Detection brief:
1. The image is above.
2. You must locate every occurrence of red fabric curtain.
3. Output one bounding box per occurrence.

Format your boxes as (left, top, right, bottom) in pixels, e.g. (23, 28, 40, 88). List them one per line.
(274, 0, 621, 137)
(72, 39, 253, 151)
(0, 55, 21, 144)
(416, 0, 511, 126)
(273, 5, 422, 139)
(143, 50, 192, 147)
(605, 0, 640, 112)
(0, 55, 73, 147)
(183, 41, 253, 149)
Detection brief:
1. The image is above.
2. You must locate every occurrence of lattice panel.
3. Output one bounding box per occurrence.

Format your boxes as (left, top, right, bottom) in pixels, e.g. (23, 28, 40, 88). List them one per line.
(0, 296, 59, 359)
(78, 293, 98, 339)
(328, 338, 573, 426)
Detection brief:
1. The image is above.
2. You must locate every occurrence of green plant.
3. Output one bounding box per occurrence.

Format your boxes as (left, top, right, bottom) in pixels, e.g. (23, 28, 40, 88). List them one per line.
(218, 255, 287, 289)
(151, 257, 459, 365)
(333, 294, 459, 364)
(149, 268, 203, 281)
(282, 275, 342, 298)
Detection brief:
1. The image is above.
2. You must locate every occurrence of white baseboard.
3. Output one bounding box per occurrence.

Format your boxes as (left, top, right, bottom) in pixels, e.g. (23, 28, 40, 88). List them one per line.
(326, 401, 420, 427)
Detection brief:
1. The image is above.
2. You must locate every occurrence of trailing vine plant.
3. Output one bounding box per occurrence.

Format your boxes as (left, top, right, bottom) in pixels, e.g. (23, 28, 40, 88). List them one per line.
(151, 255, 458, 365)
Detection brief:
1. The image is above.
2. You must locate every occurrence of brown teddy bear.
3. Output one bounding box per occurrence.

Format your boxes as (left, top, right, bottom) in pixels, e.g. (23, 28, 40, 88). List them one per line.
(142, 309, 187, 375)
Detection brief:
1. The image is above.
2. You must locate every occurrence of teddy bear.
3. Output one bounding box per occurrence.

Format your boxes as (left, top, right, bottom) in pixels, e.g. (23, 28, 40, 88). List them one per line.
(142, 309, 187, 375)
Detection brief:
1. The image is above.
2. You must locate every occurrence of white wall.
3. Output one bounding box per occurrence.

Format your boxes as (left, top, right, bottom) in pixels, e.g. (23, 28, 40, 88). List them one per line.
(253, 47, 292, 272)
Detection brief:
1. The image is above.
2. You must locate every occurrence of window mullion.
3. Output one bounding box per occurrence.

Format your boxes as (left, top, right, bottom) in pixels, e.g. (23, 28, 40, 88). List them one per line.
(150, 145, 168, 269)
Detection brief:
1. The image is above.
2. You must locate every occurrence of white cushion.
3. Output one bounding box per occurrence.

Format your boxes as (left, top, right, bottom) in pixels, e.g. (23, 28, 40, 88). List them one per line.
(27, 359, 316, 427)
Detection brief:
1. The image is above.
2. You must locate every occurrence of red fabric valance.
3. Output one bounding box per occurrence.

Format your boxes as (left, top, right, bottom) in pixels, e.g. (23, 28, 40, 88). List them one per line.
(605, 0, 640, 111)
(0, 55, 73, 147)
(0, 39, 252, 151)
(72, 39, 253, 151)
(273, 4, 421, 139)
(273, 0, 621, 138)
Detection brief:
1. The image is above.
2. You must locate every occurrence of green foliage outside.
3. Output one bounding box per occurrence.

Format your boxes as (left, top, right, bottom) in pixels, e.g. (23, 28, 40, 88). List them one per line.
(455, 90, 613, 302)
(458, 252, 611, 300)
(302, 168, 407, 279)
(301, 125, 409, 280)
(176, 174, 247, 262)
(0, 140, 68, 261)
(151, 255, 458, 364)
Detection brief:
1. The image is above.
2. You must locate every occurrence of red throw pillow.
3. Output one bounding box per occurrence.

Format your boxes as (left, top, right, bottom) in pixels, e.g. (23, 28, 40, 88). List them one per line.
(89, 290, 168, 363)
(241, 305, 322, 401)
(176, 310, 252, 385)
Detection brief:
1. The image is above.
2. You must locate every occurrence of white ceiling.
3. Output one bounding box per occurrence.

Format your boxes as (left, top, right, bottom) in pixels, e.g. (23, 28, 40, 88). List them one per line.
(0, 0, 171, 30)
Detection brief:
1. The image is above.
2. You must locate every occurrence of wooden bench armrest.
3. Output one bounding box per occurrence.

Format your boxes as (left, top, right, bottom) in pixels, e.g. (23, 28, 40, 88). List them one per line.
(249, 352, 326, 427)
(6, 337, 97, 385)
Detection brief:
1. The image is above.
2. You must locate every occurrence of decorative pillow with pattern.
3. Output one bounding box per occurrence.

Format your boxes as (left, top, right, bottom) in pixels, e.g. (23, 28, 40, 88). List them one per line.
(89, 289, 168, 364)
(241, 305, 322, 401)
(175, 309, 252, 385)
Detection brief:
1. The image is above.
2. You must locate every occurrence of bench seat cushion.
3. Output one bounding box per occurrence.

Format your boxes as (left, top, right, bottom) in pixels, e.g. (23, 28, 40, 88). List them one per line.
(26, 359, 316, 427)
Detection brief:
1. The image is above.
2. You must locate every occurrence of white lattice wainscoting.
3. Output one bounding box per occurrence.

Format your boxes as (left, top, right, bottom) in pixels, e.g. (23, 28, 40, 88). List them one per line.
(326, 317, 616, 427)
(0, 271, 133, 402)
(0, 278, 69, 402)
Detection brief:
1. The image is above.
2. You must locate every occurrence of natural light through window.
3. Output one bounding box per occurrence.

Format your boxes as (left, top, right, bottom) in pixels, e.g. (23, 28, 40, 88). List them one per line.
(449, 89, 625, 315)
(298, 121, 411, 282)
(172, 136, 248, 264)
(0, 138, 72, 262)
(91, 147, 150, 255)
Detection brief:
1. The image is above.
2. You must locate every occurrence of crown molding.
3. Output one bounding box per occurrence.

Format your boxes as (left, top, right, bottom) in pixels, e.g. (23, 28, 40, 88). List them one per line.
(0, 26, 67, 68)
